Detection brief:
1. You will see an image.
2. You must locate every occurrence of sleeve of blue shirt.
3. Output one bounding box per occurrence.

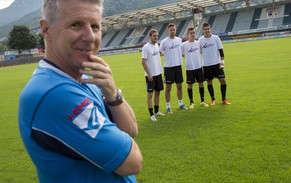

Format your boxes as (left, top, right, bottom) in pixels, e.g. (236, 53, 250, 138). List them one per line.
(31, 83, 132, 173)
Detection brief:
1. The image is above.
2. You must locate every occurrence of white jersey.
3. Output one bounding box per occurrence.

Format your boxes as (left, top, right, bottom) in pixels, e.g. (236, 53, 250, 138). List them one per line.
(198, 35, 223, 67)
(181, 40, 202, 70)
(159, 36, 182, 68)
(142, 42, 163, 76)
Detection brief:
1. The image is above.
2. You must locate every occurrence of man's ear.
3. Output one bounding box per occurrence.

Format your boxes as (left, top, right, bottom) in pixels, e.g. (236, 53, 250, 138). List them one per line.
(40, 19, 50, 40)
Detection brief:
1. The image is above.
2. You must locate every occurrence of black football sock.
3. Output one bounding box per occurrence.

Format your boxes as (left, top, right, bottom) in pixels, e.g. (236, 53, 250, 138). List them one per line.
(221, 84, 227, 101)
(207, 84, 215, 100)
(154, 105, 159, 113)
(148, 108, 154, 116)
(188, 88, 193, 103)
(199, 87, 205, 102)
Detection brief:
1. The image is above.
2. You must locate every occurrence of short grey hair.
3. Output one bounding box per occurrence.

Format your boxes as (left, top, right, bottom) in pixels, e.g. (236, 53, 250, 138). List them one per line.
(42, 0, 104, 25)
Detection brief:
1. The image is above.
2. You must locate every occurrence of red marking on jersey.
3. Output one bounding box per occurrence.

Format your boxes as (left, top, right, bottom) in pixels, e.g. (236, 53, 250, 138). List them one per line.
(68, 98, 91, 120)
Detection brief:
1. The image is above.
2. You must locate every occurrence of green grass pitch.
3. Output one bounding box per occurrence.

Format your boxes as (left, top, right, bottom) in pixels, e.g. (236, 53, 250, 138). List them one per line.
(0, 37, 290, 182)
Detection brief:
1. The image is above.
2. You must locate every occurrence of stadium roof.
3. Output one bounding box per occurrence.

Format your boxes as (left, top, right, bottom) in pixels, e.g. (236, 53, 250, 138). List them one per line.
(102, 0, 291, 31)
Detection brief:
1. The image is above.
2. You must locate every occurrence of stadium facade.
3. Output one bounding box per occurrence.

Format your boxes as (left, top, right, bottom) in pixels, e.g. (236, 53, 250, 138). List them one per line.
(99, 0, 291, 54)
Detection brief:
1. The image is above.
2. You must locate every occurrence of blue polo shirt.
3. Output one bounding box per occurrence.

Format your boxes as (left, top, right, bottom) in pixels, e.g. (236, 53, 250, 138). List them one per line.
(18, 60, 136, 183)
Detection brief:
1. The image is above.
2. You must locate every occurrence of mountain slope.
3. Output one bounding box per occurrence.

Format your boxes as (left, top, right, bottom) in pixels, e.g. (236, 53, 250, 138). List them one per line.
(103, 0, 183, 16)
(0, 8, 41, 39)
(0, 0, 184, 39)
(0, 0, 43, 26)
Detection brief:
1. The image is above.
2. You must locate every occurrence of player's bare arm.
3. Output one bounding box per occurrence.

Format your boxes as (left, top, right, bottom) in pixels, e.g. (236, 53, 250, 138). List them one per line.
(114, 139, 143, 176)
(142, 58, 153, 81)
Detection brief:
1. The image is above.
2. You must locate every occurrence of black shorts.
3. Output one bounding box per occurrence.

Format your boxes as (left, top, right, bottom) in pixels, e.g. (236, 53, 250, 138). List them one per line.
(203, 64, 225, 81)
(164, 66, 183, 84)
(145, 74, 164, 92)
(186, 68, 204, 84)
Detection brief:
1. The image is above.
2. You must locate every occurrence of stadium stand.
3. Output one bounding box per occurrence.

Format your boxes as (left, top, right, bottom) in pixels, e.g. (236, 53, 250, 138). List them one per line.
(137, 26, 153, 44)
(122, 28, 139, 46)
(101, 31, 115, 48)
(129, 28, 146, 45)
(258, 19, 270, 29)
(102, 32, 107, 39)
(207, 15, 216, 28)
(139, 24, 162, 44)
(105, 30, 120, 47)
(273, 17, 284, 26)
(272, 6, 285, 26)
(250, 8, 262, 29)
(98, 0, 291, 54)
(176, 20, 187, 37)
(119, 29, 134, 46)
(157, 22, 173, 41)
(3, 1, 290, 63)
(232, 9, 254, 33)
(178, 19, 193, 38)
(225, 12, 238, 33)
(283, 3, 291, 24)
(212, 13, 231, 34)
(139, 24, 156, 43)
(110, 29, 129, 47)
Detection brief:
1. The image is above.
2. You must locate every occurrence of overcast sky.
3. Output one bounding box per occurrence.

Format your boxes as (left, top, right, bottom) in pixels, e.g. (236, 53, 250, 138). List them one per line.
(0, 0, 15, 10)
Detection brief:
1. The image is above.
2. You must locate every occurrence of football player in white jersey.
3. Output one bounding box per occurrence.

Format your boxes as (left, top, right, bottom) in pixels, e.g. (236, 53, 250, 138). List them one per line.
(142, 29, 165, 122)
(181, 27, 209, 108)
(198, 22, 231, 105)
(160, 23, 188, 113)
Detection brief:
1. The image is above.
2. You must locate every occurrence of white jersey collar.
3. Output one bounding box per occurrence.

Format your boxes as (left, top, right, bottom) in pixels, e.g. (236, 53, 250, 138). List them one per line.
(38, 60, 79, 83)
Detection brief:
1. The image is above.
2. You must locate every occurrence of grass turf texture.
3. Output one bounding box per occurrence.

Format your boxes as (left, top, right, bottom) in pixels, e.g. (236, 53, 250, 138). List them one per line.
(0, 37, 290, 182)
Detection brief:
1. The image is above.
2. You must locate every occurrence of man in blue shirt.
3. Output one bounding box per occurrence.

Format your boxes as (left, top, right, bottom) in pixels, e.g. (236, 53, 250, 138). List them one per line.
(18, 0, 142, 182)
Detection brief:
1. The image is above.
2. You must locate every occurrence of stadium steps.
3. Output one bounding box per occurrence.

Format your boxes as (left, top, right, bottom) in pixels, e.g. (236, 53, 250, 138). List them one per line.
(250, 8, 262, 29)
(176, 20, 187, 37)
(105, 31, 120, 47)
(212, 13, 230, 34)
(142, 23, 162, 43)
(119, 29, 134, 46)
(102, 32, 107, 39)
(196, 18, 207, 37)
(258, 18, 269, 28)
(101, 32, 115, 48)
(273, 17, 284, 26)
(178, 19, 191, 38)
(158, 23, 169, 40)
(283, 3, 291, 25)
(225, 12, 238, 33)
(232, 9, 254, 33)
(137, 26, 152, 44)
(208, 15, 216, 27)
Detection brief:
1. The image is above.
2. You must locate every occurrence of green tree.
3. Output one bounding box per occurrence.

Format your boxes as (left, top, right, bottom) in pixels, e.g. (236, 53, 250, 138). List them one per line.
(7, 25, 37, 50)
(37, 33, 45, 49)
(0, 43, 8, 53)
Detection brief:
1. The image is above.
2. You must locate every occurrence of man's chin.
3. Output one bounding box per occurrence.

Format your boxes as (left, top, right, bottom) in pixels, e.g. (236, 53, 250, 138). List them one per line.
(75, 53, 90, 61)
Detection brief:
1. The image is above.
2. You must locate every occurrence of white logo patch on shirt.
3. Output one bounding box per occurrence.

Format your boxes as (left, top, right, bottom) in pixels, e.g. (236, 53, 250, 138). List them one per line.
(73, 102, 105, 138)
